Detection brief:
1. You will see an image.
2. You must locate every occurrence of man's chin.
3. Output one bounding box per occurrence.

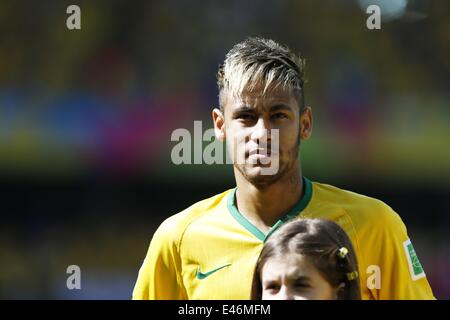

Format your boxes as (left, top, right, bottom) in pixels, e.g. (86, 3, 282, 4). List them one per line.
(242, 166, 283, 188)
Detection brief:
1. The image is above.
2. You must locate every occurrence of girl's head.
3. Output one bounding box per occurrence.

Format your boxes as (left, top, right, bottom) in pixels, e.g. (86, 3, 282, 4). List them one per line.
(251, 218, 361, 300)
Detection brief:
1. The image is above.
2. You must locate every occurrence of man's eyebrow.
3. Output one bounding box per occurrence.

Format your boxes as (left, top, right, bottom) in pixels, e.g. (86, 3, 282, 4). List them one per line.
(293, 275, 310, 281)
(232, 106, 256, 113)
(232, 104, 293, 114)
(269, 104, 293, 112)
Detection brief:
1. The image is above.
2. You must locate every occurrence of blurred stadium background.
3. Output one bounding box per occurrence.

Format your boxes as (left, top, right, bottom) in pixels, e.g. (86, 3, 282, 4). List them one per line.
(0, 0, 449, 299)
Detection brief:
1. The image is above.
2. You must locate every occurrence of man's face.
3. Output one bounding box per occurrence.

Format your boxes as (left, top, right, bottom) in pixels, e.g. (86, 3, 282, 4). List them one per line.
(217, 83, 309, 188)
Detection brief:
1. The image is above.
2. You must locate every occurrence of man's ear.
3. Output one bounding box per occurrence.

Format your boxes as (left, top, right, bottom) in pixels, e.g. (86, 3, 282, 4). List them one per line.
(212, 108, 226, 142)
(299, 106, 313, 140)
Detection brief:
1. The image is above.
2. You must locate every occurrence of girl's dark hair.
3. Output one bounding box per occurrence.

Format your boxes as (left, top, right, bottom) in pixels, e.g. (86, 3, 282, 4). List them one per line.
(251, 218, 361, 300)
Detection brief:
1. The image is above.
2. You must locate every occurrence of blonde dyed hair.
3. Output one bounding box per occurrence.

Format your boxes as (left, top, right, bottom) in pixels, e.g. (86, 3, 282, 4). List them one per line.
(217, 37, 306, 110)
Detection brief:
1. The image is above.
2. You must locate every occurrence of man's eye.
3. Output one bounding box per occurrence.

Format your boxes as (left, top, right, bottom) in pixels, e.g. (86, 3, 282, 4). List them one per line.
(272, 113, 288, 119)
(294, 282, 310, 288)
(238, 113, 256, 120)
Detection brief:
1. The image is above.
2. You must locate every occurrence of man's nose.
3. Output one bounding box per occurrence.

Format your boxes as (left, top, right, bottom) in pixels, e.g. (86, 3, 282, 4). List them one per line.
(250, 117, 271, 143)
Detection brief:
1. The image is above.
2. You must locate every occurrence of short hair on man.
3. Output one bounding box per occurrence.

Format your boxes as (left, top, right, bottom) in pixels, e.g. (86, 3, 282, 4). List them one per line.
(216, 37, 306, 111)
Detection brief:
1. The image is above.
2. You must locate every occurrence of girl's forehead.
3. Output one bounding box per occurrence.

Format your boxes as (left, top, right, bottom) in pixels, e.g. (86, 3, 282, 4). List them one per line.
(263, 254, 312, 275)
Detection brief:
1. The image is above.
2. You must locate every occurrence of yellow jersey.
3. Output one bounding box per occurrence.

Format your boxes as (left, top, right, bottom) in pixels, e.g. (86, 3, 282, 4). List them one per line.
(133, 178, 435, 300)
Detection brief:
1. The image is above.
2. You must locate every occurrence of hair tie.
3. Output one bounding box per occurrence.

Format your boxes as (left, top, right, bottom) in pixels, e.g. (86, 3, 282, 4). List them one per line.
(346, 271, 359, 281)
(338, 247, 348, 259)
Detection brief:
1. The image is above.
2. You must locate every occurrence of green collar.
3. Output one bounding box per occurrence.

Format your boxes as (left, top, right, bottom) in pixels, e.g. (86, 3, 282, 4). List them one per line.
(227, 177, 313, 242)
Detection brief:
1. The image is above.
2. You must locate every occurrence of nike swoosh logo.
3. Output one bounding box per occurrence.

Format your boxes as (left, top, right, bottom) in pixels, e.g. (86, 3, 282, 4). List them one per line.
(196, 263, 232, 280)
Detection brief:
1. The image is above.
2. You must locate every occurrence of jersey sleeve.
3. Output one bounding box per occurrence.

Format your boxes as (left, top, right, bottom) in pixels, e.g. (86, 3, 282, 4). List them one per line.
(363, 203, 435, 300)
(132, 216, 187, 300)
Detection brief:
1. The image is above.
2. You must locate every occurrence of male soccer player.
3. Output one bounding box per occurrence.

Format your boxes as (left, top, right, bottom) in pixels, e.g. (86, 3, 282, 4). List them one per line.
(133, 37, 435, 300)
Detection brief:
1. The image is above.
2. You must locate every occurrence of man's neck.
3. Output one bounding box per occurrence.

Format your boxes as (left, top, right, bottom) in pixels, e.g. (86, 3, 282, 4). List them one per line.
(234, 166, 303, 235)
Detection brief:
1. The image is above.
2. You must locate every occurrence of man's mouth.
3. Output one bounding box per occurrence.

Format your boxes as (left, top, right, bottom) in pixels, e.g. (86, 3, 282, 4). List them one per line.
(248, 148, 271, 157)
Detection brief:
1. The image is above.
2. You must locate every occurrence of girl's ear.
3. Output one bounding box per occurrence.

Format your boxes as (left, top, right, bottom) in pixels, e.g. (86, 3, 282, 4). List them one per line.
(335, 282, 346, 300)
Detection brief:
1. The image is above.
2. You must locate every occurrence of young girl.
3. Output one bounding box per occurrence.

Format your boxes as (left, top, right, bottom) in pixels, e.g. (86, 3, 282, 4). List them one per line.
(251, 218, 361, 300)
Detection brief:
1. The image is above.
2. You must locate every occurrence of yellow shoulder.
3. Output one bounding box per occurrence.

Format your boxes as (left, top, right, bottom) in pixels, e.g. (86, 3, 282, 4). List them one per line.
(311, 181, 405, 232)
(152, 188, 234, 244)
